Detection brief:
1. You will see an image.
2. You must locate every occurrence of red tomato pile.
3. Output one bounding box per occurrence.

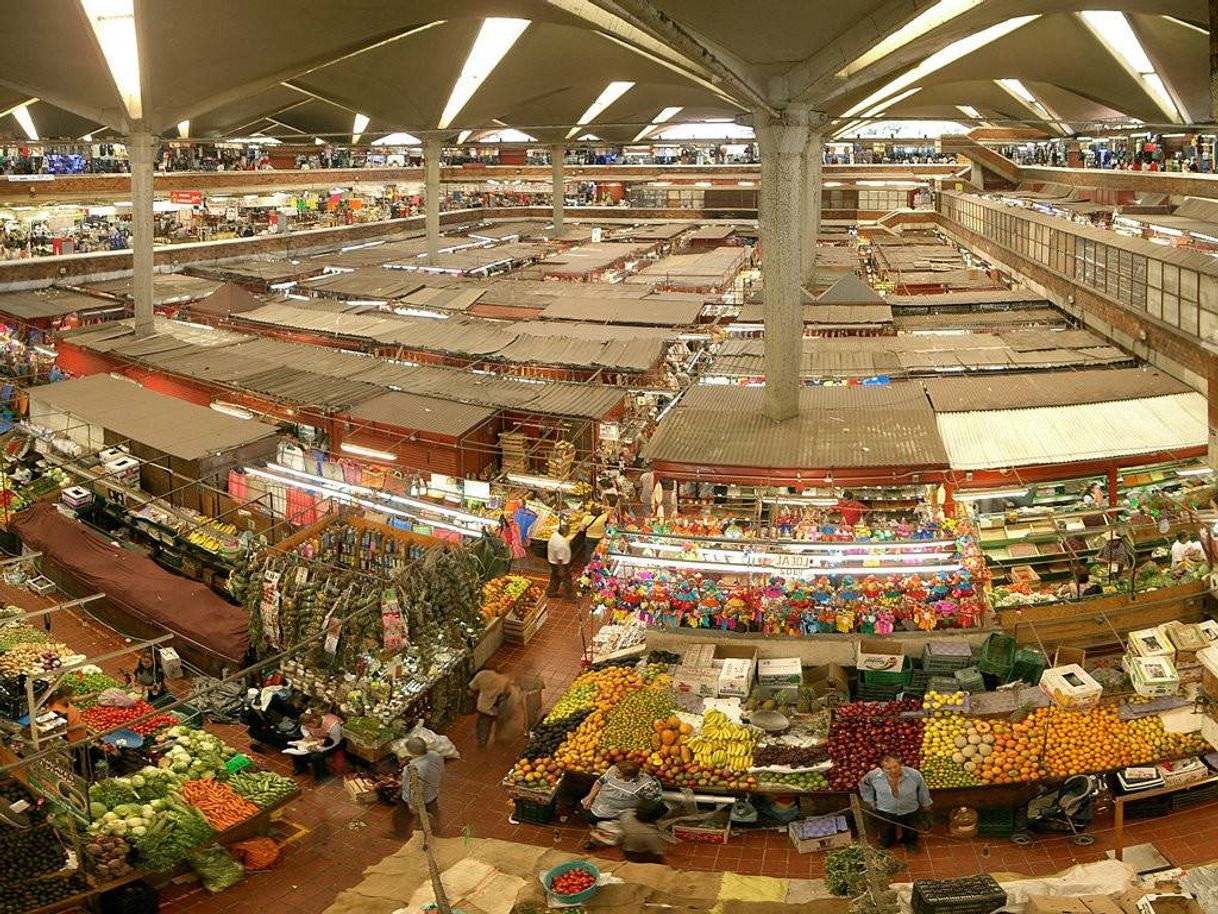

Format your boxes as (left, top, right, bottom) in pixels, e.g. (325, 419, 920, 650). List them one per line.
(549, 867, 597, 897)
(82, 701, 178, 736)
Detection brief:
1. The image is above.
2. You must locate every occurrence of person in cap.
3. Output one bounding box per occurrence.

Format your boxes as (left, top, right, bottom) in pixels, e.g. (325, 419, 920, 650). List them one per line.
(393, 736, 445, 839)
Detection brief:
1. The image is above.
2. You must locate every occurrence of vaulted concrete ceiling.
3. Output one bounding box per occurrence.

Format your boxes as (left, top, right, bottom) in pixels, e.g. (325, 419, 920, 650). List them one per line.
(0, 0, 1211, 141)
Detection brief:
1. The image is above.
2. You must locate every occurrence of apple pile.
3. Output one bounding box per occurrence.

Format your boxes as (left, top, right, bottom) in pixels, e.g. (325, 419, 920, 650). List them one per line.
(827, 698, 923, 790)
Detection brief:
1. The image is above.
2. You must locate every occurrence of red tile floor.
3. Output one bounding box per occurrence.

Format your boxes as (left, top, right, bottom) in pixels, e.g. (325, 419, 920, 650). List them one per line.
(15, 579, 1218, 914)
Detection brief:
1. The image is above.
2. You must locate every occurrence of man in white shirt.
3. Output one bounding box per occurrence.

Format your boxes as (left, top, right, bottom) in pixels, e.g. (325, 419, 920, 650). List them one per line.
(1170, 531, 1203, 568)
(547, 522, 574, 597)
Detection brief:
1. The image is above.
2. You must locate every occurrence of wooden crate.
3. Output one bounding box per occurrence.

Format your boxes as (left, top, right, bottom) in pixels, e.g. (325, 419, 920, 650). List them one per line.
(504, 595, 548, 645)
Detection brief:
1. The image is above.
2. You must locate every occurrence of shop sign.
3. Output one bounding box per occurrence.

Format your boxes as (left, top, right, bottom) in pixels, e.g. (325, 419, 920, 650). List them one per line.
(6, 174, 53, 182)
(259, 570, 281, 648)
(381, 592, 406, 652)
(169, 190, 203, 205)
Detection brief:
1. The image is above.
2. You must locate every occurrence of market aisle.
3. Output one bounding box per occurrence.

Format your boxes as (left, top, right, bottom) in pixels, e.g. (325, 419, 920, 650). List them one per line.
(19, 586, 1218, 913)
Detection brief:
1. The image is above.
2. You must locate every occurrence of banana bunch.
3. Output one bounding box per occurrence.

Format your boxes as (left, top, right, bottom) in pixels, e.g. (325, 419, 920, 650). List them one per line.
(202, 520, 238, 536)
(687, 710, 756, 771)
(187, 530, 224, 552)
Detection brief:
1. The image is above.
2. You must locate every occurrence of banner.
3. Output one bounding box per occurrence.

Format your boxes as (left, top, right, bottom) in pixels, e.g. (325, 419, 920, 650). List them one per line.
(169, 190, 203, 204)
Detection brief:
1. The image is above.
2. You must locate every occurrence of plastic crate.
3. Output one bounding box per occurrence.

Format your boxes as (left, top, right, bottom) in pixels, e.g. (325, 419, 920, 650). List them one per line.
(953, 667, 986, 693)
(923, 640, 974, 673)
(975, 806, 1017, 837)
(928, 675, 960, 694)
(1008, 647, 1047, 686)
(512, 795, 557, 825)
(977, 633, 1017, 678)
(856, 682, 904, 702)
(862, 656, 913, 686)
(172, 702, 204, 728)
(912, 876, 1008, 914)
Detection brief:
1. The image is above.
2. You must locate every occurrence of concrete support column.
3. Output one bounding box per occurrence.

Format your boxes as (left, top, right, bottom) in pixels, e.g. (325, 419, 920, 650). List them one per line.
(551, 145, 565, 232)
(1211, 0, 1218, 122)
(424, 137, 442, 258)
(800, 118, 827, 289)
(128, 131, 156, 339)
(755, 108, 809, 422)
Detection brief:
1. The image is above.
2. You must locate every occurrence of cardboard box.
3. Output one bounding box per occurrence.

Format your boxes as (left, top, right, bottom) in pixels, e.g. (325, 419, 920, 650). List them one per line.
(805, 663, 850, 697)
(789, 815, 853, 854)
(718, 657, 756, 698)
(1028, 896, 1132, 914)
(1040, 664, 1102, 708)
(758, 657, 802, 688)
(1129, 627, 1175, 660)
(1135, 896, 1204, 914)
(1197, 620, 1218, 643)
(1127, 654, 1180, 698)
(158, 647, 183, 680)
(856, 638, 905, 673)
(343, 776, 377, 804)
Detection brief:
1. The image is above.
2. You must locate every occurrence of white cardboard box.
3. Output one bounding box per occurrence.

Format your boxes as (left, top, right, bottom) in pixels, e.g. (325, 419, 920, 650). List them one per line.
(1129, 627, 1175, 659)
(718, 658, 756, 698)
(158, 647, 183, 680)
(1127, 654, 1180, 697)
(757, 657, 802, 688)
(856, 638, 904, 672)
(1040, 664, 1102, 708)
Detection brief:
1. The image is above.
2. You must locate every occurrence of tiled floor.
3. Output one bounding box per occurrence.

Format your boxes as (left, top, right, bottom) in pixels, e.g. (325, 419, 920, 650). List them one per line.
(15, 578, 1218, 914)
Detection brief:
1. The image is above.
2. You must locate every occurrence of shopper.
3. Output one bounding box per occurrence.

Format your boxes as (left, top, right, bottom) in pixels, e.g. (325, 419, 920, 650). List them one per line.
(468, 668, 525, 749)
(618, 800, 672, 864)
(547, 522, 574, 597)
(395, 737, 444, 839)
(859, 753, 932, 850)
(583, 501, 613, 566)
(638, 464, 655, 514)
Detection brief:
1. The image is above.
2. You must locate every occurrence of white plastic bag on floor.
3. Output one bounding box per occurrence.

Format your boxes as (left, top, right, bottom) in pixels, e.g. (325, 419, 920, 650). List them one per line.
(391, 723, 461, 760)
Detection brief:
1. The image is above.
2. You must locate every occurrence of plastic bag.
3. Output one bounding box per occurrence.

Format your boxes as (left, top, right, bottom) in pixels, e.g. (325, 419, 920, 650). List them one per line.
(228, 838, 280, 871)
(98, 688, 137, 708)
(393, 723, 461, 760)
(187, 846, 244, 893)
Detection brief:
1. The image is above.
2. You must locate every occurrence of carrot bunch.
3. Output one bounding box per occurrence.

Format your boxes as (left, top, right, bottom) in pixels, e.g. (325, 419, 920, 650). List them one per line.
(180, 779, 258, 830)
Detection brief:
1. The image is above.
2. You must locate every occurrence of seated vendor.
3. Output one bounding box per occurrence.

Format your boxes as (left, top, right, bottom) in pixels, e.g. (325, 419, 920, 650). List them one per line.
(1056, 566, 1101, 600)
(285, 708, 344, 782)
(581, 760, 662, 823)
(126, 650, 171, 706)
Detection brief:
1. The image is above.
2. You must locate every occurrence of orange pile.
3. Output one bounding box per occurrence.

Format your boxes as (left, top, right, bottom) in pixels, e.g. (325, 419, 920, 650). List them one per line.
(974, 716, 1046, 784)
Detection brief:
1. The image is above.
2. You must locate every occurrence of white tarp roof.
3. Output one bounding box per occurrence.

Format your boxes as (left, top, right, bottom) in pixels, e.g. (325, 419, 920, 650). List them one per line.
(936, 393, 1207, 471)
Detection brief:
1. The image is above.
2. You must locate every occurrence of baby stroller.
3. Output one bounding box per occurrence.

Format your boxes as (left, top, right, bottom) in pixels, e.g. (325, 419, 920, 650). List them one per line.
(1012, 774, 1105, 846)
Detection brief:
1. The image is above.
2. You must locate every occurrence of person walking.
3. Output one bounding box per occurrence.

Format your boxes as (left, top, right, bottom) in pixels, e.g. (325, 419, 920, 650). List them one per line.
(859, 753, 932, 850)
(547, 522, 574, 597)
(468, 668, 525, 749)
(394, 737, 444, 839)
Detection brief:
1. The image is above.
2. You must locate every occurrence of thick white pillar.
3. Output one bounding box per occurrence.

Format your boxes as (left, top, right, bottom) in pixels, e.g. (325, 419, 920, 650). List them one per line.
(755, 108, 809, 422)
(800, 121, 826, 289)
(129, 131, 156, 338)
(424, 137, 442, 258)
(551, 145, 565, 232)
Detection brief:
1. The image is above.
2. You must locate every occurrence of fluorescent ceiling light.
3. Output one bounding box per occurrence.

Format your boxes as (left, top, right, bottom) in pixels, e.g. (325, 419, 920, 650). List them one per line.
(456, 129, 472, 144)
(1162, 15, 1208, 35)
(956, 105, 981, 118)
(863, 86, 921, 117)
(371, 131, 421, 146)
(995, 78, 1072, 135)
(438, 18, 530, 129)
(82, 133, 94, 142)
(177, 120, 189, 139)
(577, 133, 600, 141)
(566, 81, 634, 138)
(79, 0, 142, 120)
(314, 137, 325, 145)
(1079, 11, 1180, 122)
(1177, 466, 1215, 477)
(340, 441, 396, 462)
(210, 401, 253, 420)
(632, 105, 684, 142)
(843, 15, 1038, 117)
(832, 119, 864, 139)
(953, 486, 1030, 501)
(12, 105, 37, 141)
(351, 113, 370, 145)
(839, 0, 984, 78)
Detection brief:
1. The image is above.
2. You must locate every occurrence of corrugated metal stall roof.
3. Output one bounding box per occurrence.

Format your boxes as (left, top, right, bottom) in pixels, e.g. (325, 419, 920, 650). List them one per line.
(937, 393, 1208, 470)
(76, 274, 221, 305)
(998, 329, 1106, 351)
(924, 367, 1190, 412)
(886, 290, 1050, 308)
(187, 259, 322, 285)
(299, 269, 426, 300)
(0, 289, 116, 320)
(349, 391, 496, 437)
(893, 308, 1065, 331)
(229, 367, 383, 410)
(644, 383, 948, 470)
(539, 297, 704, 326)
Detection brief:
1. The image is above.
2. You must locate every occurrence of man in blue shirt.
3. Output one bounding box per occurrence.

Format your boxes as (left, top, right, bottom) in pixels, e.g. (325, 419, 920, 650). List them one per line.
(394, 737, 444, 839)
(859, 753, 932, 850)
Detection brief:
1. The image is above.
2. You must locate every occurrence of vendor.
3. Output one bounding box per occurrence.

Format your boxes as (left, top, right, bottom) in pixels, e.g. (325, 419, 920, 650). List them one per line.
(859, 754, 932, 851)
(48, 688, 89, 775)
(1095, 530, 1134, 572)
(468, 668, 525, 749)
(1171, 530, 1204, 568)
(583, 500, 614, 566)
(284, 708, 343, 781)
(547, 522, 575, 597)
(1056, 566, 1100, 600)
(581, 760, 662, 824)
(836, 491, 868, 528)
(125, 650, 170, 706)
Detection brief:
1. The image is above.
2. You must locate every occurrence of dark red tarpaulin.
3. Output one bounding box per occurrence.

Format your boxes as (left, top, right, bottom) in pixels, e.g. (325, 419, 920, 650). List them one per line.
(13, 503, 249, 665)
